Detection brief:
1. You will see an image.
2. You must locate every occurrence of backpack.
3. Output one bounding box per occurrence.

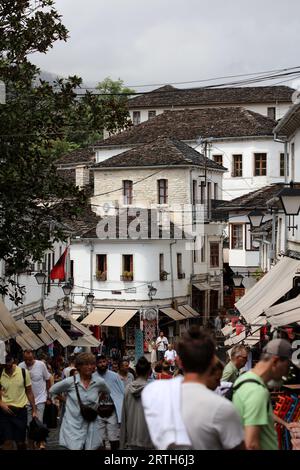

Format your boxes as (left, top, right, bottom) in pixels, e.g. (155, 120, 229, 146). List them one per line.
(225, 378, 270, 412)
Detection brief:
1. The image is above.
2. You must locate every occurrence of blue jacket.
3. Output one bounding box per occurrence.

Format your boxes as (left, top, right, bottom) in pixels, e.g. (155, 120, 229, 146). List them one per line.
(93, 369, 124, 423)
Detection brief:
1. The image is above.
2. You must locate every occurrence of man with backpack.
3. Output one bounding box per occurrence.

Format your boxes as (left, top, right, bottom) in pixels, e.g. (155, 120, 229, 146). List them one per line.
(232, 339, 293, 450)
(0, 355, 37, 450)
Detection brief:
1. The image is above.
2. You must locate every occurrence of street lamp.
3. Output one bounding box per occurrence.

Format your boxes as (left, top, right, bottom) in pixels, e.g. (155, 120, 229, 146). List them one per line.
(232, 273, 243, 287)
(248, 209, 264, 228)
(34, 271, 46, 285)
(148, 284, 157, 301)
(278, 182, 300, 216)
(62, 283, 72, 297)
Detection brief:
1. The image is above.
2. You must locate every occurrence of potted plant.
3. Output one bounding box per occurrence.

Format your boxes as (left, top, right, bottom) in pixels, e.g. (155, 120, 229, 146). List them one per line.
(96, 270, 107, 281)
(160, 270, 169, 281)
(121, 271, 133, 281)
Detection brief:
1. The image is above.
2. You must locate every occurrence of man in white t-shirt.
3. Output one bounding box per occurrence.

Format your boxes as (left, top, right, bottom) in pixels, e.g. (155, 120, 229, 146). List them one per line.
(179, 326, 244, 450)
(156, 331, 169, 362)
(164, 344, 177, 371)
(19, 349, 51, 448)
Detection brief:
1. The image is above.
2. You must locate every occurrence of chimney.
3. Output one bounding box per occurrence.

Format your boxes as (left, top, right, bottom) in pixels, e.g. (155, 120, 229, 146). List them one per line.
(75, 165, 90, 189)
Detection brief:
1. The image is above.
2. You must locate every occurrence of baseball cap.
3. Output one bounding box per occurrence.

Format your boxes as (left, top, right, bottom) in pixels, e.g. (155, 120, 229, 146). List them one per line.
(263, 339, 292, 360)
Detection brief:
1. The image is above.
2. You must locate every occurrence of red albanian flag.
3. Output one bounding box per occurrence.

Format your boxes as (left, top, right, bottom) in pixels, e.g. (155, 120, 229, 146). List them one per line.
(50, 247, 68, 281)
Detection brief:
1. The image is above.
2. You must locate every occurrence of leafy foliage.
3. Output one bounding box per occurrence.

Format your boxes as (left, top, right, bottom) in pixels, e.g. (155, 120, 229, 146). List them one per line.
(0, 1, 132, 300)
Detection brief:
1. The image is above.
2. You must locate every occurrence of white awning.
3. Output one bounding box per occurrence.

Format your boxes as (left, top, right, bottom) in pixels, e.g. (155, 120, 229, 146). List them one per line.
(0, 322, 11, 341)
(49, 319, 73, 348)
(224, 318, 265, 346)
(193, 282, 211, 291)
(101, 309, 137, 327)
(244, 336, 260, 347)
(235, 257, 300, 323)
(181, 304, 199, 317)
(177, 305, 195, 319)
(266, 295, 300, 327)
(57, 313, 92, 336)
(16, 334, 33, 351)
(15, 320, 44, 350)
(160, 308, 186, 321)
(31, 313, 59, 344)
(0, 301, 20, 337)
(71, 335, 100, 348)
(81, 308, 114, 326)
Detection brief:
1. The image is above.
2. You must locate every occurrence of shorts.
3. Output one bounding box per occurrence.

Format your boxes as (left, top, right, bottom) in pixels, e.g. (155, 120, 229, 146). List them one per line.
(27, 403, 46, 426)
(0, 406, 27, 443)
(98, 410, 120, 442)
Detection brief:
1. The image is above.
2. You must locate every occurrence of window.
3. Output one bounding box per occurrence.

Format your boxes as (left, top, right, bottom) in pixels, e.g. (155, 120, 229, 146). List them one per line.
(200, 182, 205, 204)
(213, 155, 223, 166)
(210, 243, 219, 268)
(177, 253, 185, 279)
(291, 143, 295, 180)
(132, 111, 140, 125)
(192, 180, 197, 205)
(245, 224, 259, 251)
(207, 182, 211, 218)
(158, 179, 168, 204)
(148, 110, 156, 120)
(254, 153, 267, 176)
(232, 155, 243, 177)
(267, 107, 276, 120)
(231, 224, 243, 250)
(201, 236, 206, 263)
(160, 253, 167, 280)
(280, 153, 289, 177)
(214, 183, 218, 200)
(123, 180, 133, 205)
(122, 255, 133, 281)
(96, 254, 107, 281)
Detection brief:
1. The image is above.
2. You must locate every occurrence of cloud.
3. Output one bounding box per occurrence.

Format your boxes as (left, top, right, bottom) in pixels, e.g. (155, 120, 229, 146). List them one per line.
(31, 0, 300, 87)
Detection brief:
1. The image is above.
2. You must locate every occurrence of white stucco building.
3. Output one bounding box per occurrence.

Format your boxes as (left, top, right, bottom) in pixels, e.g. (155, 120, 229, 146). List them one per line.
(127, 85, 293, 125)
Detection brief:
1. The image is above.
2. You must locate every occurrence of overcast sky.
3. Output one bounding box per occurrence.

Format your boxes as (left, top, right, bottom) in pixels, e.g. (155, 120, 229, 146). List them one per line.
(32, 0, 300, 89)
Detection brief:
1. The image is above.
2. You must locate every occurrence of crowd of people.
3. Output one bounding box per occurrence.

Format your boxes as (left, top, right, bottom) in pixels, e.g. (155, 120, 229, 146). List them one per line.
(1, 325, 300, 450)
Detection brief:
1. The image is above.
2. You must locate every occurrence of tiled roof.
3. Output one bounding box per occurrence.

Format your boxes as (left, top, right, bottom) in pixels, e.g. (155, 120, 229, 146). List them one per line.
(128, 85, 294, 109)
(57, 146, 95, 166)
(68, 207, 185, 240)
(93, 137, 226, 171)
(218, 183, 300, 211)
(94, 107, 276, 148)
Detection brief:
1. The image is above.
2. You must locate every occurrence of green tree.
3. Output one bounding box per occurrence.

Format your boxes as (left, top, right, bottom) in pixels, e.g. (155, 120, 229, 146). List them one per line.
(0, 1, 132, 302)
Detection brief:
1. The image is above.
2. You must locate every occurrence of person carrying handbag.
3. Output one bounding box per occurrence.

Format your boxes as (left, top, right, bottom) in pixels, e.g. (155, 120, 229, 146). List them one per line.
(49, 353, 110, 450)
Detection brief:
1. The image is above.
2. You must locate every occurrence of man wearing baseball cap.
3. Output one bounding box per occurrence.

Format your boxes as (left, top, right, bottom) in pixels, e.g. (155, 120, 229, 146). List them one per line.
(232, 339, 293, 450)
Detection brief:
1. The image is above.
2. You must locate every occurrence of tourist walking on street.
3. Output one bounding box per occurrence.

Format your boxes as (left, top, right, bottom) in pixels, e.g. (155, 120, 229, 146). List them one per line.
(164, 344, 177, 371)
(95, 355, 125, 450)
(118, 359, 135, 387)
(0, 355, 37, 450)
(232, 339, 294, 450)
(222, 344, 248, 383)
(120, 357, 154, 450)
(156, 331, 169, 362)
(19, 349, 51, 449)
(142, 326, 244, 450)
(49, 353, 109, 450)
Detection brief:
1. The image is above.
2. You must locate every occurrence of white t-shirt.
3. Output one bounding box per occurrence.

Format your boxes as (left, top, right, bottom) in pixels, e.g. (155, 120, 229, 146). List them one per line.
(156, 336, 168, 351)
(181, 382, 244, 450)
(19, 360, 51, 404)
(164, 350, 177, 364)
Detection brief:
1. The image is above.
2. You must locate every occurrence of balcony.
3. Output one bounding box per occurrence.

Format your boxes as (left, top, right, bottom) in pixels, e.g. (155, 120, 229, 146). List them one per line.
(120, 271, 133, 282)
